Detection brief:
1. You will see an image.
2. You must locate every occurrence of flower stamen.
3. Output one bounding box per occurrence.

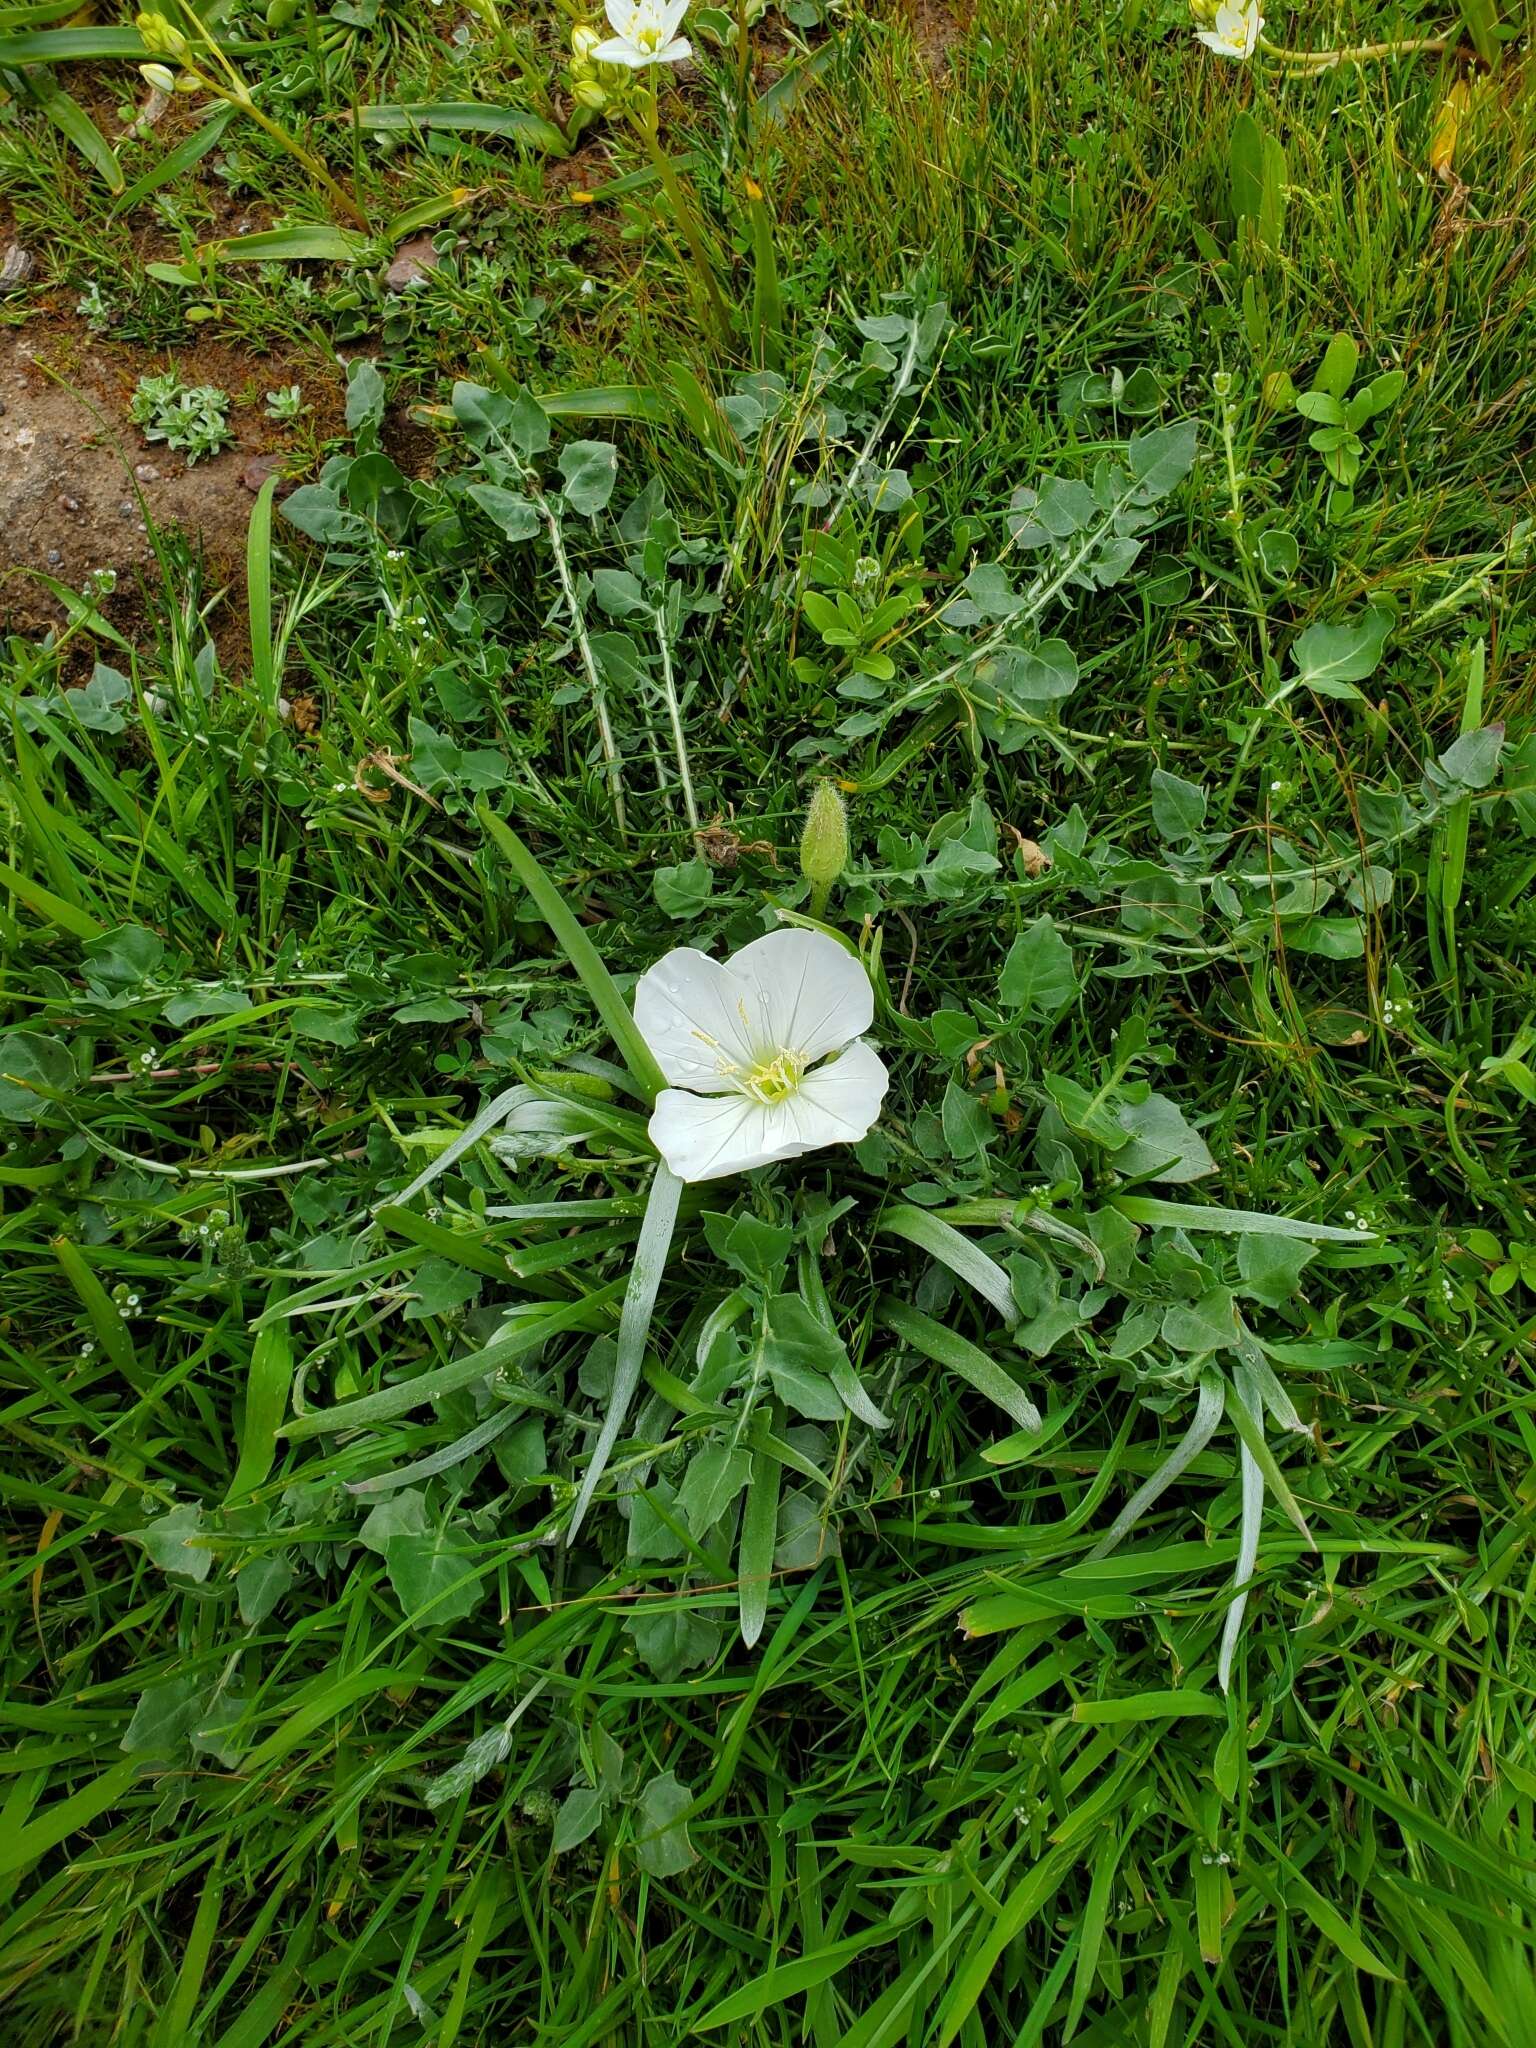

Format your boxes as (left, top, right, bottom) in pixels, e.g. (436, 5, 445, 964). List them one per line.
(741, 1051, 806, 1106)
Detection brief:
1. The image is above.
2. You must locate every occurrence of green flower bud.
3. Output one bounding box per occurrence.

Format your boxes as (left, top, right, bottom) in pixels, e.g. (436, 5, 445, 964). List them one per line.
(571, 24, 601, 59)
(800, 780, 849, 917)
(136, 10, 189, 58)
(572, 77, 608, 109)
(139, 60, 177, 91)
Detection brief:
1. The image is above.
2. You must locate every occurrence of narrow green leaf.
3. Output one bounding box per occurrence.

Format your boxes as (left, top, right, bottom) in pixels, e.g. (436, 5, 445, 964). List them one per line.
(52, 1237, 137, 1380)
(1112, 1195, 1373, 1242)
(879, 1297, 1039, 1432)
(878, 1204, 1017, 1323)
(282, 1282, 623, 1438)
(247, 472, 278, 710)
(357, 101, 569, 154)
(566, 1165, 682, 1541)
(696, 1927, 893, 2026)
(1072, 1690, 1223, 1723)
(197, 225, 373, 265)
(112, 103, 233, 214)
(1222, 1372, 1314, 1545)
(476, 806, 667, 1102)
(0, 1761, 136, 1877)
(739, 1435, 782, 1649)
(0, 25, 149, 58)
(28, 74, 122, 191)
(225, 1299, 292, 1502)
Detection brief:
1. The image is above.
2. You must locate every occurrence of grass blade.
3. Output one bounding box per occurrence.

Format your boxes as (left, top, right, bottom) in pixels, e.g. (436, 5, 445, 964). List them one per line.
(247, 472, 278, 711)
(224, 1301, 292, 1502)
(565, 1164, 682, 1542)
(476, 807, 667, 1102)
(1086, 1374, 1225, 1560)
(357, 101, 568, 154)
(111, 103, 233, 214)
(879, 1297, 1039, 1432)
(878, 1204, 1017, 1323)
(1113, 1195, 1374, 1242)
(739, 1434, 782, 1649)
(283, 1283, 623, 1439)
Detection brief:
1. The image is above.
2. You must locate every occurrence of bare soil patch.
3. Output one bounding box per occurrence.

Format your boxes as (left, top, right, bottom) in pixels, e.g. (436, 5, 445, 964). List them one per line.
(0, 316, 346, 649)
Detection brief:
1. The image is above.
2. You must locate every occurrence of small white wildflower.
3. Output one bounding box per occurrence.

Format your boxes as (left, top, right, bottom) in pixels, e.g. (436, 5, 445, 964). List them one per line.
(1195, 0, 1262, 59)
(592, 0, 692, 68)
(635, 928, 888, 1182)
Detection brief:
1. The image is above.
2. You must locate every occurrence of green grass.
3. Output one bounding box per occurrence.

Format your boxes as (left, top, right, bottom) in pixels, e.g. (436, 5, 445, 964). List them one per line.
(3, 2, 1536, 2043)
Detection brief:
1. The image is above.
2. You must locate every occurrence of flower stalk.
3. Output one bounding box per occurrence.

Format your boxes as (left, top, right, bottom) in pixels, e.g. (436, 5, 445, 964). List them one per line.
(634, 76, 733, 347)
(136, 10, 369, 229)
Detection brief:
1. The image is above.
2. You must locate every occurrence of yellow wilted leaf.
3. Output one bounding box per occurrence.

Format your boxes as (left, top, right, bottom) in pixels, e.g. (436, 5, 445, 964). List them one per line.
(1430, 79, 1470, 182)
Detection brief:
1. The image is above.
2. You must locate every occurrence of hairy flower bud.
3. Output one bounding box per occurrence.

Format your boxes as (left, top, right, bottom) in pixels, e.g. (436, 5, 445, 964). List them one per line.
(800, 781, 849, 915)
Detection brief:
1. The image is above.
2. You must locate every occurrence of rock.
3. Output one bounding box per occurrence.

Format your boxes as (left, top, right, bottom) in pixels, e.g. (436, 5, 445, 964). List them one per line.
(384, 234, 440, 290)
(58, 494, 80, 513)
(240, 453, 283, 493)
(133, 462, 160, 483)
(0, 245, 35, 287)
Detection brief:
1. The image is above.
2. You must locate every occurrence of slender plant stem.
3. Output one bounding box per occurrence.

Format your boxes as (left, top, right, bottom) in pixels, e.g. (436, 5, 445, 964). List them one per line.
(820, 318, 925, 532)
(652, 604, 700, 833)
(1260, 34, 1449, 67)
(734, 0, 753, 148)
(181, 39, 370, 228)
(1217, 381, 1281, 806)
(635, 81, 733, 346)
(533, 488, 628, 836)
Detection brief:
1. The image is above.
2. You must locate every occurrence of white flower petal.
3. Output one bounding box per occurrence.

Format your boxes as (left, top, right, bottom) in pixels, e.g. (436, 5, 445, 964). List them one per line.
(633, 947, 758, 1091)
(724, 928, 874, 1064)
(660, 0, 690, 35)
(603, 0, 629, 30)
(590, 34, 650, 64)
(790, 1039, 889, 1145)
(646, 1039, 889, 1183)
(648, 1089, 788, 1181)
(657, 33, 690, 60)
(1195, 2, 1259, 54)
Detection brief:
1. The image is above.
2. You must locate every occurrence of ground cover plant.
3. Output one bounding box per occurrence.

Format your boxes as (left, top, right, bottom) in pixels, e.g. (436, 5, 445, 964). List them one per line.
(2, 1, 1536, 2042)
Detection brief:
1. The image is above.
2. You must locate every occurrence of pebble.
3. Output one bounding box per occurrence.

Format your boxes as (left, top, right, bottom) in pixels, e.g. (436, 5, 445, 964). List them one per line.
(133, 463, 160, 482)
(0, 244, 35, 286)
(384, 234, 440, 290)
(45, 549, 61, 565)
(240, 453, 282, 493)
(58, 494, 80, 513)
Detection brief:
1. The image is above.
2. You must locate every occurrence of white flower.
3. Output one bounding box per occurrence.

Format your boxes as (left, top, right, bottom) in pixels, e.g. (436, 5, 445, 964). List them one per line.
(1195, 1, 1262, 58)
(592, 0, 691, 68)
(635, 928, 889, 1183)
